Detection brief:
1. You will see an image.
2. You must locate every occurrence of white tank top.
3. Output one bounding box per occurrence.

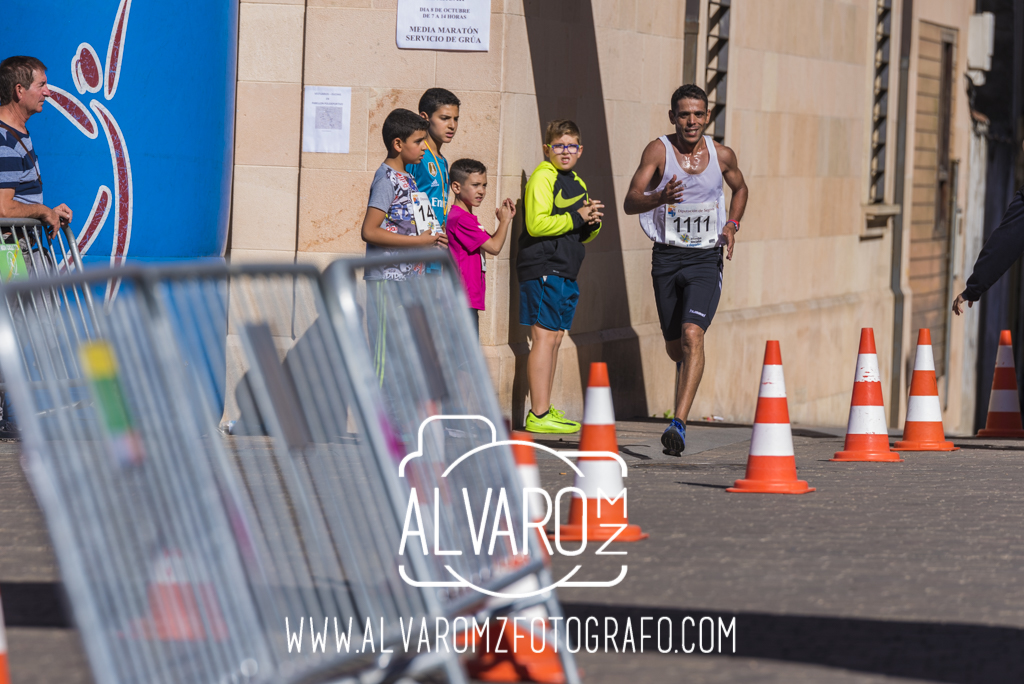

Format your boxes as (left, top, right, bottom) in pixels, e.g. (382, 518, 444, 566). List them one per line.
(639, 135, 727, 248)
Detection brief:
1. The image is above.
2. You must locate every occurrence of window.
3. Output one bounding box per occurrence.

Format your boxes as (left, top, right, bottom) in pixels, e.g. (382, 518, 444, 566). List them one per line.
(704, 0, 731, 142)
(869, 0, 893, 205)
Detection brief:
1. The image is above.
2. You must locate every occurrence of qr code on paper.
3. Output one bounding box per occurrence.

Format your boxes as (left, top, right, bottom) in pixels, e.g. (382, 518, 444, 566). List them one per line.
(315, 105, 345, 130)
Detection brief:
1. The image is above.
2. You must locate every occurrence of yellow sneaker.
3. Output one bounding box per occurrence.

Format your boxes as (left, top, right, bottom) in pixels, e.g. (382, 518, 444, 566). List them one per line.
(525, 409, 580, 434)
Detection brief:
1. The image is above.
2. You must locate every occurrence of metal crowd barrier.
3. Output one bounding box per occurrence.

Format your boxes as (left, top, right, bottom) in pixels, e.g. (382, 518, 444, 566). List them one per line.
(0, 263, 461, 683)
(0, 253, 581, 683)
(326, 252, 580, 682)
(0, 218, 96, 418)
(0, 217, 95, 308)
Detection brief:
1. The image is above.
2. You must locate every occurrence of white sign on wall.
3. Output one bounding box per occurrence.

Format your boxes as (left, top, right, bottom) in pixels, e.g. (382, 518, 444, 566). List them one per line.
(396, 0, 490, 52)
(302, 86, 352, 154)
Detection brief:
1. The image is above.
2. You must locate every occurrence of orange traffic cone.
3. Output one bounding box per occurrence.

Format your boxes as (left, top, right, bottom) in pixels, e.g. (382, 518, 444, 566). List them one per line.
(894, 329, 958, 451)
(465, 620, 566, 684)
(832, 328, 902, 462)
(728, 341, 814, 494)
(977, 330, 1024, 438)
(555, 363, 647, 542)
(143, 549, 228, 641)
(466, 432, 566, 684)
(512, 430, 549, 557)
(0, 589, 9, 684)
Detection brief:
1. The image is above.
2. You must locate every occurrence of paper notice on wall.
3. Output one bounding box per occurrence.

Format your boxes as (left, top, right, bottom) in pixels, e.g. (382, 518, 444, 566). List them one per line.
(396, 0, 490, 52)
(302, 86, 351, 154)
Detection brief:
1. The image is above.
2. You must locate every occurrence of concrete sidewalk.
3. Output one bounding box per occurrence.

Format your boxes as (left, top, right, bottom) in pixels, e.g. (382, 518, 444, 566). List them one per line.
(2, 421, 1023, 683)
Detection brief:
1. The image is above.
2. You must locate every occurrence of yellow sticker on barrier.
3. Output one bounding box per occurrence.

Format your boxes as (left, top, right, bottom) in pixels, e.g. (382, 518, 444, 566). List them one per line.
(79, 341, 145, 466)
(0, 244, 27, 282)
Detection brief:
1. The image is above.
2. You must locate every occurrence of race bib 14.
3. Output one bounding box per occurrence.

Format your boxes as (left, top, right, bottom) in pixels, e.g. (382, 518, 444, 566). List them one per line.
(410, 192, 443, 236)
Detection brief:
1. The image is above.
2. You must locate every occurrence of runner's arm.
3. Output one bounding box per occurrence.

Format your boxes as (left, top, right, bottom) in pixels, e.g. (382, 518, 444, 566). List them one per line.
(717, 143, 748, 224)
(717, 143, 747, 261)
(623, 139, 682, 215)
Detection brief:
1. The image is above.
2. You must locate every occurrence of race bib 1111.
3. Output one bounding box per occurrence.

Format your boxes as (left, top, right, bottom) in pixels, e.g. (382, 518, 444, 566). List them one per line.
(665, 200, 718, 249)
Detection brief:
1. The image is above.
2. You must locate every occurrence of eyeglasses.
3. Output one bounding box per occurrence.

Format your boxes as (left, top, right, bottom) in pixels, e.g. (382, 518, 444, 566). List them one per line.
(548, 143, 580, 154)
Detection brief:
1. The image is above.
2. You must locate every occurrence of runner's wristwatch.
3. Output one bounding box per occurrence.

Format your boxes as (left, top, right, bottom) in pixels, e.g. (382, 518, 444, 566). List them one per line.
(726, 220, 740, 231)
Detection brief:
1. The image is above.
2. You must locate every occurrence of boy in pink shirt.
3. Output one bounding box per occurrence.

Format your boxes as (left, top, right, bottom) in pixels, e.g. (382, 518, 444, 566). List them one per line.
(445, 158, 515, 333)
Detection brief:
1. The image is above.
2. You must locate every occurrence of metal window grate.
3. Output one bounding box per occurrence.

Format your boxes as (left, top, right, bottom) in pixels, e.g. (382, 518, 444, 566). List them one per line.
(869, 0, 893, 204)
(705, 0, 731, 142)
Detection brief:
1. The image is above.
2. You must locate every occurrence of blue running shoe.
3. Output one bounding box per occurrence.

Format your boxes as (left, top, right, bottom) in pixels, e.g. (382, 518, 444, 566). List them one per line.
(661, 418, 685, 456)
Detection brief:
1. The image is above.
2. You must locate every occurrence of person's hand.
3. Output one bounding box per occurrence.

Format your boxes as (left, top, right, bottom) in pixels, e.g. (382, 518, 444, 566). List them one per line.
(416, 230, 448, 249)
(578, 199, 604, 224)
(41, 207, 62, 238)
(53, 203, 73, 225)
(721, 222, 737, 261)
(658, 175, 684, 206)
(496, 198, 516, 223)
(952, 293, 973, 316)
(42, 204, 73, 238)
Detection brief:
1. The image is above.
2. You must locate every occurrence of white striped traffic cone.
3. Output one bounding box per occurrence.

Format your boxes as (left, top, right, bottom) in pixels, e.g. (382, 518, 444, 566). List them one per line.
(977, 330, 1024, 438)
(832, 328, 902, 462)
(727, 341, 814, 494)
(512, 430, 549, 551)
(468, 431, 566, 683)
(894, 329, 957, 451)
(555, 363, 647, 542)
(143, 549, 228, 641)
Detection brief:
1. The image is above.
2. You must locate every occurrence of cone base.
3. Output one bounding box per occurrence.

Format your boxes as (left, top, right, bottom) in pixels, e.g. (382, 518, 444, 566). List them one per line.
(468, 660, 566, 684)
(976, 428, 1024, 438)
(551, 523, 648, 542)
(831, 450, 902, 462)
(892, 440, 958, 451)
(726, 479, 814, 494)
(465, 623, 567, 684)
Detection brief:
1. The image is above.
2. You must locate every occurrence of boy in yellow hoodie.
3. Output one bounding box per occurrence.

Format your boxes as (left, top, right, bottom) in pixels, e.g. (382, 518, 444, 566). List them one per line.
(517, 120, 603, 434)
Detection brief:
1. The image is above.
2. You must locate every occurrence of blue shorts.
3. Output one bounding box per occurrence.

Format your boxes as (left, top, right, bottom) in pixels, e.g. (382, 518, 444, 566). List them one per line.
(519, 275, 579, 331)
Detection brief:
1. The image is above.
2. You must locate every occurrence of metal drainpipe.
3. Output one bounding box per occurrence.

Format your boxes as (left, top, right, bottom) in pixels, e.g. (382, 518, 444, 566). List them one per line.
(890, 0, 914, 428)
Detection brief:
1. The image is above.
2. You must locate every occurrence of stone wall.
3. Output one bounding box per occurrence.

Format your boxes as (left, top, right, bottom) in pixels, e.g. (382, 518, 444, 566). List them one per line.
(227, 0, 979, 431)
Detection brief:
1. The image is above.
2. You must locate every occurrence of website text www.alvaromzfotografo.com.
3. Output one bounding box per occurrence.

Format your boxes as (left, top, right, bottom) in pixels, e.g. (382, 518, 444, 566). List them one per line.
(284, 615, 737, 655)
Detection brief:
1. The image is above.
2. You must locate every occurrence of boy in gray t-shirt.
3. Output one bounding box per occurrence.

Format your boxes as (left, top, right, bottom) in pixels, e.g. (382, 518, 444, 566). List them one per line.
(360, 109, 449, 381)
(360, 109, 447, 281)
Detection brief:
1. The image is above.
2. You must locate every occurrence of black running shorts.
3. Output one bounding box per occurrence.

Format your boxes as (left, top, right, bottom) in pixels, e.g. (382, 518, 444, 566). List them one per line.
(651, 243, 723, 341)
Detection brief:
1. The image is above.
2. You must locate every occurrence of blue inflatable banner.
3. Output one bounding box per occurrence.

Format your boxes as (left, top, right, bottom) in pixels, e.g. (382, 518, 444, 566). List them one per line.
(4, 0, 239, 267)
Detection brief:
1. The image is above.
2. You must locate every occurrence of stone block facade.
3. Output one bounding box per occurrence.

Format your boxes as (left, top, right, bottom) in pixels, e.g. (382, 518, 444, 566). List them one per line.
(228, 0, 980, 432)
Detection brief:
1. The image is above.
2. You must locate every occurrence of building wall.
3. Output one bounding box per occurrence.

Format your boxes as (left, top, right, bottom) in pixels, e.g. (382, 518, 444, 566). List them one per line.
(901, 0, 975, 434)
(228, 0, 979, 431)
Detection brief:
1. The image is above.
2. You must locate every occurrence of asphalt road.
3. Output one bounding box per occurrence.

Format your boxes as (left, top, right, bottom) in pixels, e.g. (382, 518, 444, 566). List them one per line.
(2, 421, 1023, 683)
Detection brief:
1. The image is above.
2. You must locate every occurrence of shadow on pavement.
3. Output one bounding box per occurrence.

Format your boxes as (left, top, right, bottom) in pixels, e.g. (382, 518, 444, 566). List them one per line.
(563, 602, 1024, 684)
(1, 582, 69, 628)
(11, 582, 1024, 683)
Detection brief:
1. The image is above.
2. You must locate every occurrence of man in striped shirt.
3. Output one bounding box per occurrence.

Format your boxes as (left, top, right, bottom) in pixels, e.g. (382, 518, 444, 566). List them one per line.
(0, 56, 73, 234)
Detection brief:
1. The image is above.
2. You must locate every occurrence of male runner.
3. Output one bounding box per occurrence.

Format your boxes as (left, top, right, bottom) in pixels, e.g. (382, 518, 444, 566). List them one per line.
(623, 84, 747, 455)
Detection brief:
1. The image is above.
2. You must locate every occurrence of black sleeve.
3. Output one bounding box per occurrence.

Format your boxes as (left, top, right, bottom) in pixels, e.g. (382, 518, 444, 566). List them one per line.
(569, 208, 586, 232)
(962, 189, 1024, 301)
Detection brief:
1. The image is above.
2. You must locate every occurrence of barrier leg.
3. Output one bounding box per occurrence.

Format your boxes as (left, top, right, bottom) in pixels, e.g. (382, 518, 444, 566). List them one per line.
(541, 574, 581, 684)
